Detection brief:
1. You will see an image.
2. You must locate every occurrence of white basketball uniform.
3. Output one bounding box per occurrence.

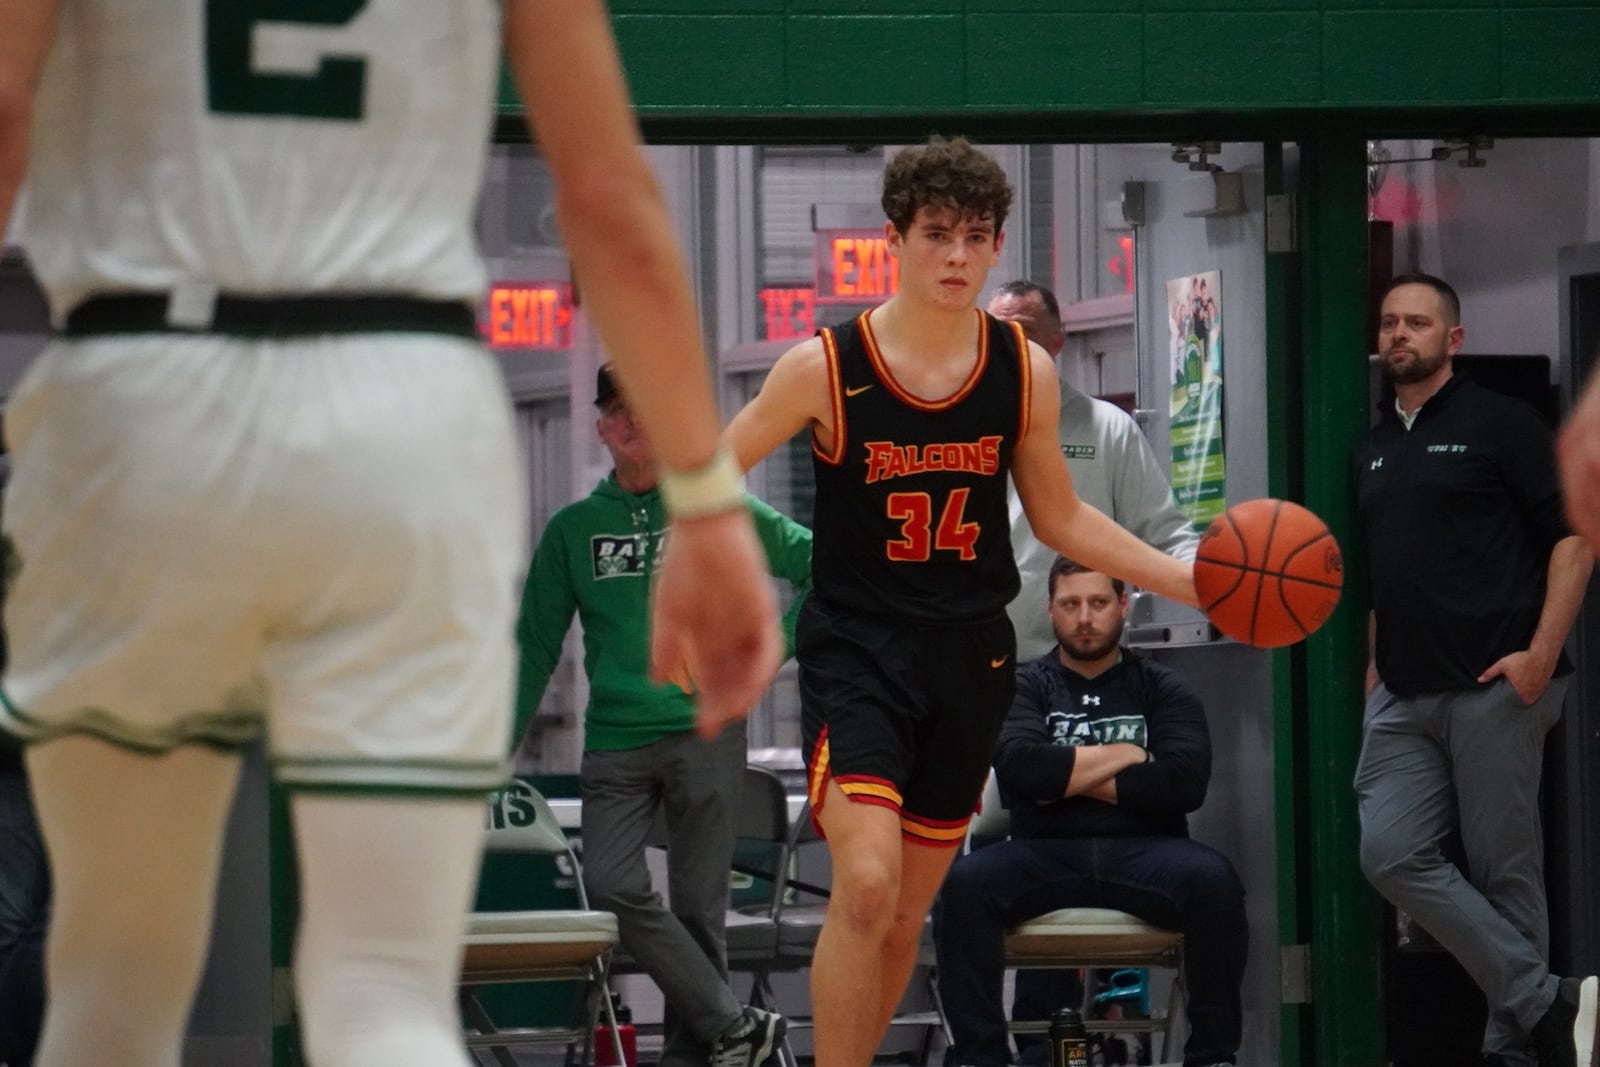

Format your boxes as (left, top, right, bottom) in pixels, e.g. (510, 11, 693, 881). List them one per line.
(1, 0, 526, 795)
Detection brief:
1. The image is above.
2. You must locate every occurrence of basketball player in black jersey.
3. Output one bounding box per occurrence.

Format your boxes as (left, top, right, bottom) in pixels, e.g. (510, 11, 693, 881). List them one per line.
(724, 137, 1199, 1067)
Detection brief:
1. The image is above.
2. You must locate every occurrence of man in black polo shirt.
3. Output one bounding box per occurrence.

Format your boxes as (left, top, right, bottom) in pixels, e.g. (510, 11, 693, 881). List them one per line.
(1355, 273, 1596, 1067)
(933, 557, 1245, 1067)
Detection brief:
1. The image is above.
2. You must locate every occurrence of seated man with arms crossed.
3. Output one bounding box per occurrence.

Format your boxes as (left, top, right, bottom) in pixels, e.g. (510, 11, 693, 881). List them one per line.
(987, 278, 1200, 1063)
(934, 557, 1245, 1067)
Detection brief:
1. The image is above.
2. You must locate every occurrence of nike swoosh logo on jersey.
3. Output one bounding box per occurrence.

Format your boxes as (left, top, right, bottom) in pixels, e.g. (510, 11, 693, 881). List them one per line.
(990, 656, 1009, 668)
(845, 384, 873, 397)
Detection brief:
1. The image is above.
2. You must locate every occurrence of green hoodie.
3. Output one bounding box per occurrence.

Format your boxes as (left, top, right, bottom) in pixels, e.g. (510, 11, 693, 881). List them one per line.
(515, 474, 812, 751)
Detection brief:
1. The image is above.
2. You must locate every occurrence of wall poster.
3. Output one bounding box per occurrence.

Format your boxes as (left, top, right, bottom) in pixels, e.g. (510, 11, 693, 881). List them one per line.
(1166, 270, 1227, 526)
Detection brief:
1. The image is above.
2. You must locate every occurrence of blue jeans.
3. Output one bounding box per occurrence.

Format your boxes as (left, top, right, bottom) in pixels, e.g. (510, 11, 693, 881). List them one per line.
(0, 763, 49, 1065)
(965, 831, 1083, 1067)
(933, 835, 1245, 1067)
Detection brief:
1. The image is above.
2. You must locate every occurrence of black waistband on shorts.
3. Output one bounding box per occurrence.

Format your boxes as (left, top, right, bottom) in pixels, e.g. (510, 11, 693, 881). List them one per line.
(63, 292, 479, 340)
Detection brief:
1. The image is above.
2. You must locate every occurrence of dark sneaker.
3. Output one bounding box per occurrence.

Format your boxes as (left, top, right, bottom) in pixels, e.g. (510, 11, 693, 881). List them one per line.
(1533, 976, 1598, 1067)
(710, 1006, 786, 1067)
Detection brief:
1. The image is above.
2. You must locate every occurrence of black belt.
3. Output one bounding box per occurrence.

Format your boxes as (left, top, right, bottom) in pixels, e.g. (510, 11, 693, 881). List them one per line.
(64, 292, 479, 339)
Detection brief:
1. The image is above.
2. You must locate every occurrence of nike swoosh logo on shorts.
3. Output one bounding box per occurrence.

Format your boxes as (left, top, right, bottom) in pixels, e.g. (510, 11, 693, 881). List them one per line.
(990, 656, 1009, 668)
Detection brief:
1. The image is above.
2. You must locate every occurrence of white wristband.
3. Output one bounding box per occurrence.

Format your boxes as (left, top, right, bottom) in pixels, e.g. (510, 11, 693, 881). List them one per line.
(659, 445, 746, 519)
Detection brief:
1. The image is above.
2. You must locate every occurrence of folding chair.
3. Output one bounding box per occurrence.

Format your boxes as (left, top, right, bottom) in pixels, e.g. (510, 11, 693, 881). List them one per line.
(938, 774, 1187, 1061)
(724, 765, 789, 1013)
(459, 780, 627, 1067)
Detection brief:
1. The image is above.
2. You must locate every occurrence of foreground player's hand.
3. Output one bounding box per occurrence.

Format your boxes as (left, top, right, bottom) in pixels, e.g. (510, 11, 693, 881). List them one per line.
(1558, 373, 1600, 555)
(650, 508, 783, 738)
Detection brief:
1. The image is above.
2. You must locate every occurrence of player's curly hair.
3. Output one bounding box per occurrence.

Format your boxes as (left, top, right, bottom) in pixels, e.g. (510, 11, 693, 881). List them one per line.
(881, 136, 1013, 236)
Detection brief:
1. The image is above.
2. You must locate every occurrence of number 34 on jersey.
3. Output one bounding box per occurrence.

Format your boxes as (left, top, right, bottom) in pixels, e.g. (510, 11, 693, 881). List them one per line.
(863, 435, 1002, 564)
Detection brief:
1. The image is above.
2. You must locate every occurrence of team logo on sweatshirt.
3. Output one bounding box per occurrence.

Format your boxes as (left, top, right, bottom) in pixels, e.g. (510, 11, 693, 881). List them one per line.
(590, 533, 662, 579)
(1045, 708, 1148, 747)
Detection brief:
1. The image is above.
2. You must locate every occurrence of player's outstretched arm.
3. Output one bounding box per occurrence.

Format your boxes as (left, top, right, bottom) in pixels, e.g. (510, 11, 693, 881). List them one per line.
(504, 0, 780, 735)
(0, 0, 60, 240)
(1011, 344, 1198, 607)
(723, 337, 831, 473)
(1558, 368, 1600, 555)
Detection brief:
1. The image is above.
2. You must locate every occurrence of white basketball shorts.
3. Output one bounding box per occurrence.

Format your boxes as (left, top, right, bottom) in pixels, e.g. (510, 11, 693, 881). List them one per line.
(0, 332, 527, 795)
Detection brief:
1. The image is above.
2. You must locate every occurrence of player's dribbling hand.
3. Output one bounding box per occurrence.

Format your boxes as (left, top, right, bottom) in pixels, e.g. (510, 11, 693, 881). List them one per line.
(649, 508, 783, 739)
(1557, 374, 1600, 556)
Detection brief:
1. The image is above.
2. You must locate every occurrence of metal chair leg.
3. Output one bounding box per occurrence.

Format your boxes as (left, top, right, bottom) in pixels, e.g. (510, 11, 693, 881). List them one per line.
(459, 989, 522, 1067)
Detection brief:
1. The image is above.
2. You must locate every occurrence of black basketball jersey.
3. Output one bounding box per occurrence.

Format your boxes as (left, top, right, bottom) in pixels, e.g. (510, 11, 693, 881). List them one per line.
(810, 308, 1031, 624)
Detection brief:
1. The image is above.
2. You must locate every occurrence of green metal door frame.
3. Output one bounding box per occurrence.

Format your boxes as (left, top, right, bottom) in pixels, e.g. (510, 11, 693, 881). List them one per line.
(1296, 130, 1386, 1067)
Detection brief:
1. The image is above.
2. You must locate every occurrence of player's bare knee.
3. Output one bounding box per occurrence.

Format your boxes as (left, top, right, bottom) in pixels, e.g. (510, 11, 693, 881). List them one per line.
(829, 860, 900, 935)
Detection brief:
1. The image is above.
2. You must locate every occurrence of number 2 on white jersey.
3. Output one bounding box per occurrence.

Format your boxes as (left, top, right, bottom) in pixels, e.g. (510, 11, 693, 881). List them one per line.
(205, 0, 369, 120)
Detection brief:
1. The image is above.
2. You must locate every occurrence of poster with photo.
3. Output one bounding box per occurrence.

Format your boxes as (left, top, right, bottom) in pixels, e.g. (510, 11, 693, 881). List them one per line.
(1166, 270, 1226, 526)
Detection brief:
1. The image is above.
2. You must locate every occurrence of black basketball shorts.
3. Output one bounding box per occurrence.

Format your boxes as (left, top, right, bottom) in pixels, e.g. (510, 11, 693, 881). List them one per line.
(796, 597, 1016, 847)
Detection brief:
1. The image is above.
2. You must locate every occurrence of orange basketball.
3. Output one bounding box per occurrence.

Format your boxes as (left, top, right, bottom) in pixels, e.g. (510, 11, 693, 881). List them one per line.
(1195, 499, 1343, 648)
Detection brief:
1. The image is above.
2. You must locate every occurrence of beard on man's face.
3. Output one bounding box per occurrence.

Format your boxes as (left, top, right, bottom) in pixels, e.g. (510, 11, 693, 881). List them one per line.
(1055, 616, 1124, 662)
(1380, 343, 1448, 385)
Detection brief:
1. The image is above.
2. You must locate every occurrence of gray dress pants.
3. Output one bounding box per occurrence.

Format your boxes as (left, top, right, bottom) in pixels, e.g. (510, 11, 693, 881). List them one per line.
(1355, 677, 1569, 1064)
(581, 722, 748, 1067)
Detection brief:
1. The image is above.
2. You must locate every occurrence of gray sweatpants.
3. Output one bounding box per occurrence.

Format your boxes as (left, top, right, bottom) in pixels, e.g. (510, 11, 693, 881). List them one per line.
(1355, 677, 1569, 1063)
(580, 723, 747, 1066)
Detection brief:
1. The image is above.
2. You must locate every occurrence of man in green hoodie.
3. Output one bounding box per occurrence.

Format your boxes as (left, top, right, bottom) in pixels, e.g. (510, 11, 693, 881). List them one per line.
(517, 364, 812, 1067)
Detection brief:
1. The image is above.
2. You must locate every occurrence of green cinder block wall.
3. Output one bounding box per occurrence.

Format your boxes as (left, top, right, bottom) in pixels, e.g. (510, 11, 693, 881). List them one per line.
(581, 1, 1600, 118)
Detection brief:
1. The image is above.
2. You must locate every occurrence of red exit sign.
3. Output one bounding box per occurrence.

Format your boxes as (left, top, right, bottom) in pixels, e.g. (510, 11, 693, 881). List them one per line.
(814, 229, 899, 304)
(485, 282, 574, 350)
(759, 287, 815, 340)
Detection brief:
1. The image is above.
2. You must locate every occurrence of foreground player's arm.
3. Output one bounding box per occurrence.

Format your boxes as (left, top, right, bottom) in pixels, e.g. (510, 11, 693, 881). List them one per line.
(1558, 367, 1600, 555)
(505, 0, 780, 737)
(1011, 344, 1199, 607)
(0, 0, 59, 239)
(505, 0, 721, 471)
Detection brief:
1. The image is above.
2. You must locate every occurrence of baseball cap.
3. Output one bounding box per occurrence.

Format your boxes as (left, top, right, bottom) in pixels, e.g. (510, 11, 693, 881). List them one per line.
(594, 362, 622, 407)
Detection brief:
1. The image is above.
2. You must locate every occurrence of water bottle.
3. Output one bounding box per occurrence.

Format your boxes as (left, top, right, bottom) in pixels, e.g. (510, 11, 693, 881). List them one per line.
(594, 993, 637, 1067)
(1048, 1006, 1090, 1067)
